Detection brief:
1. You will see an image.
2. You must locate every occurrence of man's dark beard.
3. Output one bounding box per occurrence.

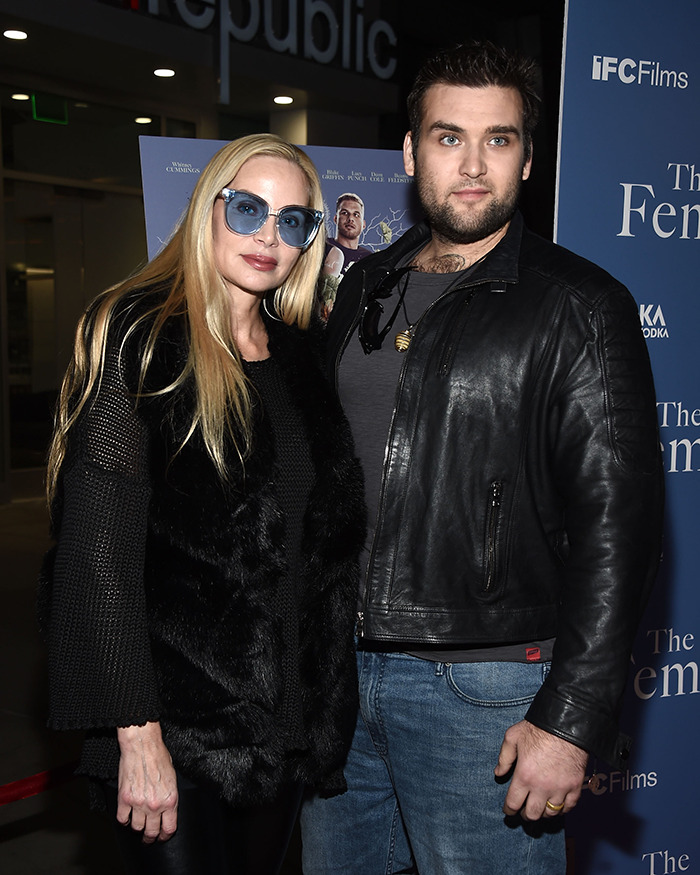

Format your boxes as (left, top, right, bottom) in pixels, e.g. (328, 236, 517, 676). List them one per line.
(416, 170, 522, 245)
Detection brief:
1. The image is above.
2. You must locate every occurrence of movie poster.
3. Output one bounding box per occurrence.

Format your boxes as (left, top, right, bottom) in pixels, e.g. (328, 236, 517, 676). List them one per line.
(139, 137, 418, 317)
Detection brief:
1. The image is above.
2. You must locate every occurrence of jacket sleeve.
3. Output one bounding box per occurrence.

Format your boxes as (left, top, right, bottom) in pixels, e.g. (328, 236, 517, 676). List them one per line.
(525, 281, 664, 767)
(46, 328, 160, 731)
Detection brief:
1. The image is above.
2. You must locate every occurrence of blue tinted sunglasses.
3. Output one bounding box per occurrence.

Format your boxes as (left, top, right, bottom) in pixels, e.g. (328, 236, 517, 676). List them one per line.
(219, 188, 323, 249)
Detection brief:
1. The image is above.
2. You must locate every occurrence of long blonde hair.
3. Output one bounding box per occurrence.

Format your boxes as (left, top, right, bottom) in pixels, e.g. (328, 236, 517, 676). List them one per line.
(47, 134, 325, 504)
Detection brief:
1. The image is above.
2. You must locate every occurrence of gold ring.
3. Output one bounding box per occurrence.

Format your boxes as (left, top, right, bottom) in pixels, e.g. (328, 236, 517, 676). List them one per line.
(545, 800, 565, 812)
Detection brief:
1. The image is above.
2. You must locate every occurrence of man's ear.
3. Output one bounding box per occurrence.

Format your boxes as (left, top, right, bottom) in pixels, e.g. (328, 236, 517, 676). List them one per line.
(522, 143, 533, 181)
(403, 132, 415, 176)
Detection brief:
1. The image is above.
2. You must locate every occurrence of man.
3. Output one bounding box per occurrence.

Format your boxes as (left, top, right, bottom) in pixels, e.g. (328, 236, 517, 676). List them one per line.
(301, 41, 663, 874)
(325, 192, 372, 274)
(320, 193, 372, 318)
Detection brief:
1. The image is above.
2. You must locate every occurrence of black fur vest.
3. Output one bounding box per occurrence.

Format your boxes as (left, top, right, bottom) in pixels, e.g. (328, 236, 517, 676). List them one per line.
(141, 310, 366, 803)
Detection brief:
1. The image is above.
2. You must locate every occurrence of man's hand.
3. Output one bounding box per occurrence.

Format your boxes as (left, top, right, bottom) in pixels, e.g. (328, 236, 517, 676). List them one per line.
(116, 721, 178, 843)
(494, 720, 588, 820)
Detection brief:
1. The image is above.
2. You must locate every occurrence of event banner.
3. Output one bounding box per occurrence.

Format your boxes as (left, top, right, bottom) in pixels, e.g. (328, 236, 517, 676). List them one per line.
(556, 1, 699, 872)
(139, 137, 416, 318)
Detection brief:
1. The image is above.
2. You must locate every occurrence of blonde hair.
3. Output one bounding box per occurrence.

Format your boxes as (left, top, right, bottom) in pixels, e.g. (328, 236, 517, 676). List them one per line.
(47, 134, 325, 504)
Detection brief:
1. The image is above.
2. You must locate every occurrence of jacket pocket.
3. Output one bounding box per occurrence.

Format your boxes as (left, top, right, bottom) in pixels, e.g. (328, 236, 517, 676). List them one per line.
(483, 480, 503, 592)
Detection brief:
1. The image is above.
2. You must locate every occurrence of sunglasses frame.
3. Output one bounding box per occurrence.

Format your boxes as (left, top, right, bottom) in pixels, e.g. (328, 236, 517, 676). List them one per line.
(219, 187, 323, 249)
(359, 266, 415, 355)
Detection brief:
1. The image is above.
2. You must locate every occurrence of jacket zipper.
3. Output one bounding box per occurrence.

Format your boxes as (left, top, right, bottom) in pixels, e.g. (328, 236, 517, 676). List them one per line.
(485, 480, 503, 591)
(360, 341, 414, 629)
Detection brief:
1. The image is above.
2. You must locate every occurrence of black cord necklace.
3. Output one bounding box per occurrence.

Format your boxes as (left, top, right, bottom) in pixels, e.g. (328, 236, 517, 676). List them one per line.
(394, 292, 414, 352)
(394, 251, 491, 352)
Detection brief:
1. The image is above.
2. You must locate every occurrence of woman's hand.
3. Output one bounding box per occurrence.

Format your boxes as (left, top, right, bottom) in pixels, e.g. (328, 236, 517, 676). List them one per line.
(116, 721, 178, 843)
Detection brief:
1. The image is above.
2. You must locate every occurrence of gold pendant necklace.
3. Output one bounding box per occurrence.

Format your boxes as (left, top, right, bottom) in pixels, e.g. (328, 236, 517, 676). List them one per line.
(394, 327, 412, 352)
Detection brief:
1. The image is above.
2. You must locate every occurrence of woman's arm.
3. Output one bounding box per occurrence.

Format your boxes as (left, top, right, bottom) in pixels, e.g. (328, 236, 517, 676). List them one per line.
(48, 328, 160, 730)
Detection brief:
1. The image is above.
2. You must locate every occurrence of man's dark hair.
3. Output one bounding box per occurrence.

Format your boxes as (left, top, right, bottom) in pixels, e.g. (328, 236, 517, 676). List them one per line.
(406, 41, 541, 162)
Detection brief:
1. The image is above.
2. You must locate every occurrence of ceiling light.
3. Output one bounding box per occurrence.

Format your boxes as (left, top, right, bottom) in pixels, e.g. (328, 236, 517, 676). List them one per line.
(4, 29, 28, 40)
(154, 68, 175, 78)
(12, 93, 30, 101)
(274, 95, 294, 105)
(135, 117, 153, 125)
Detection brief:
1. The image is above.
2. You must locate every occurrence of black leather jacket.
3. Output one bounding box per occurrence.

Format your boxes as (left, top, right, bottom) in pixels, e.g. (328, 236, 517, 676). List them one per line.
(326, 213, 664, 767)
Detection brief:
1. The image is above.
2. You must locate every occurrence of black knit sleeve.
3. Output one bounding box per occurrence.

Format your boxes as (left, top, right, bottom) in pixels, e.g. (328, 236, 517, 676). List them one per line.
(47, 328, 160, 731)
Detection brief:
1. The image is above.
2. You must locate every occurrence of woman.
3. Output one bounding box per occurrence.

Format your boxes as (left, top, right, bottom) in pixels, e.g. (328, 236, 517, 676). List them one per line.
(39, 134, 365, 874)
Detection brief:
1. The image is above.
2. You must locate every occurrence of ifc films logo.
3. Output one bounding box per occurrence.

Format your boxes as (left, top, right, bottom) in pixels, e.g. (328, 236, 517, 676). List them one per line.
(592, 55, 688, 89)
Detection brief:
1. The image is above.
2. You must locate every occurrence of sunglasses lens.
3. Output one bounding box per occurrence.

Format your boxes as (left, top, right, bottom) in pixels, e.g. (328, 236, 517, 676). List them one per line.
(224, 191, 268, 235)
(359, 299, 384, 353)
(277, 207, 319, 248)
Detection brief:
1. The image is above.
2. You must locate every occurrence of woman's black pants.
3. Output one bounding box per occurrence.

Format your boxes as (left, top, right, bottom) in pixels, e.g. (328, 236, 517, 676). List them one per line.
(99, 776, 304, 875)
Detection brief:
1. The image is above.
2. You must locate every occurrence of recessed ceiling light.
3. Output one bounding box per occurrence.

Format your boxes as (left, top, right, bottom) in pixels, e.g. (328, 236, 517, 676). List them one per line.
(135, 117, 153, 125)
(4, 29, 28, 40)
(154, 68, 175, 78)
(11, 93, 30, 101)
(274, 95, 294, 105)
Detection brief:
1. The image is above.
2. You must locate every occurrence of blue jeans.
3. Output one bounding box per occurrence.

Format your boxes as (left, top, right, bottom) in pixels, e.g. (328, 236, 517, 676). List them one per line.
(301, 650, 566, 875)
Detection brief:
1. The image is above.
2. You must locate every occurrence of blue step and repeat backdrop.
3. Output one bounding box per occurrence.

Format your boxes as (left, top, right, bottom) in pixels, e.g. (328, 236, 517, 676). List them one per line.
(139, 1, 697, 869)
(557, 1, 699, 872)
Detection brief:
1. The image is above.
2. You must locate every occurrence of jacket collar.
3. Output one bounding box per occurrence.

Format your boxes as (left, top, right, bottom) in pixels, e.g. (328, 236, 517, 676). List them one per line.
(466, 211, 523, 288)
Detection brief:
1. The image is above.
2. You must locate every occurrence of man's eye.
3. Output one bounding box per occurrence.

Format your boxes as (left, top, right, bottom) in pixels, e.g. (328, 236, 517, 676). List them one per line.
(441, 134, 460, 146)
(490, 136, 508, 146)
